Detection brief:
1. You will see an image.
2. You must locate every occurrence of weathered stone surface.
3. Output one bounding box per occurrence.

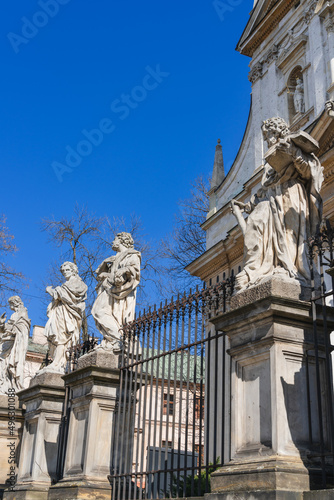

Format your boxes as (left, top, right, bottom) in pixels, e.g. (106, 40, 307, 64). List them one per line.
(210, 456, 310, 493)
(50, 352, 123, 499)
(230, 275, 311, 310)
(48, 480, 111, 500)
(206, 490, 334, 499)
(210, 283, 334, 495)
(77, 348, 120, 371)
(230, 118, 323, 293)
(0, 395, 24, 496)
(0, 296, 30, 394)
(28, 371, 64, 388)
(39, 262, 88, 375)
(3, 485, 50, 500)
(3, 373, 65, 499)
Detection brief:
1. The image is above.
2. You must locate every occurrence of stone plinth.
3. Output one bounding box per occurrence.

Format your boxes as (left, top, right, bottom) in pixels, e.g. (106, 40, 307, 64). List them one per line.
(3, 373, 65, 500)
(48, 349, 121, 500)
(208, 277, 334, 499)
(0, 394, 25, 497)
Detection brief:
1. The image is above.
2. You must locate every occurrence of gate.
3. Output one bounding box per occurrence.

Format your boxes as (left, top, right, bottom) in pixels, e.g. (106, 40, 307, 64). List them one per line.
(109, 279, 234, 499)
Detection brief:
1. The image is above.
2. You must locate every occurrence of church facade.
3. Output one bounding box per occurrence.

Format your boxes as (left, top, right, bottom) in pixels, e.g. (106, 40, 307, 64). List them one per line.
(187, 0, 334, 284)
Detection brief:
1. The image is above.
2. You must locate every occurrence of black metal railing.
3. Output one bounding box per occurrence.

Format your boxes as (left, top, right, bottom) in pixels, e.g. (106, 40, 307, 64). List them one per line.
(308, 219, 334, 488)
(109, 278, 234, 499)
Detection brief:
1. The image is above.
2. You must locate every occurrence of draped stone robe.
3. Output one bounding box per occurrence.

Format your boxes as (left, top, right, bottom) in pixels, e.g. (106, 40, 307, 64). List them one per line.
(92, 249, 141, 344)
(0, 306, 30, 393)
(241, 144, 323, 288)
(45, 275, 88, 348)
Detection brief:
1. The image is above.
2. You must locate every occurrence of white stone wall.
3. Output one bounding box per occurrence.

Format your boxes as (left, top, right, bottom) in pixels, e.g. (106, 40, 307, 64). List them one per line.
(206, 0, 333, 251)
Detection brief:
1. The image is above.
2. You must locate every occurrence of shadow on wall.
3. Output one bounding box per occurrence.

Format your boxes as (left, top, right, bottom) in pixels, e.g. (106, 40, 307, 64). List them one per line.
(280, 357, 332, 489)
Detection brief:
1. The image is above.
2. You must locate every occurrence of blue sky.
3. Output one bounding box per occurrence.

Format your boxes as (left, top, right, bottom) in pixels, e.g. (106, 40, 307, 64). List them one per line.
(1, 0, 253, 325)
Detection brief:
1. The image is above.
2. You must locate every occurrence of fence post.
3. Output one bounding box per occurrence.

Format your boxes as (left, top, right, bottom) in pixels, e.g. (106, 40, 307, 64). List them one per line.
(208, 276, 334, 498)
(3, 373, 65, 500)
(47, 349, 122, 500)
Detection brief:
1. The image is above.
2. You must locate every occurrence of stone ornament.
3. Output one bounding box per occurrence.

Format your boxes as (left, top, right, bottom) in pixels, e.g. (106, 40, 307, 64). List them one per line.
(0, 296, 30, 393)
(293, 77, 305, 114)
(325, 99, 334, 117)
(231, 117, 324, 292)
(39, 261, 88, 374)
(92, 232, 141, 353)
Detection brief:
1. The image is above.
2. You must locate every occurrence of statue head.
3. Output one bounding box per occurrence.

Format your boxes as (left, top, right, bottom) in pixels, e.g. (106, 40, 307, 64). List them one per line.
(8, 296, 24, 311)
(112, 232, 134, 252)
(262, 117, 290, 147)
(60, 261, 78, 280)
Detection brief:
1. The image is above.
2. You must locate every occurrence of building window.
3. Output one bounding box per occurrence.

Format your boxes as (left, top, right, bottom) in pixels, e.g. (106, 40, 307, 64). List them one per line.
(223, 272, 226, 280)
(238, 265, 241, 273)
(194, 396, 204, 419)
(163, 393, 174, 416)
(216, 275, 219, 283)
(162, 440, 173, 449)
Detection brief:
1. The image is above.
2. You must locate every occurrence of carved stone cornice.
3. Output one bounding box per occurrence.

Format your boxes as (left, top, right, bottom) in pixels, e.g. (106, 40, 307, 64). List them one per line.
(276, 34, 308, 70)
(237, 0, 297, 58)
(238, 0, 318, 59)
(248, 62, 263, 83)
(249, 43, 280, 83)
(318, 1, 334, 32)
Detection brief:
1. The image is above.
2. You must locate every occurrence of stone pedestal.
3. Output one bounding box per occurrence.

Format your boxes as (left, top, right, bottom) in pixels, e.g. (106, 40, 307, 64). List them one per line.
(3, 373, 65, 500)
(208, 277, 334, 499)
(0, 394, 25, 498)
(48, 349, 121, 500)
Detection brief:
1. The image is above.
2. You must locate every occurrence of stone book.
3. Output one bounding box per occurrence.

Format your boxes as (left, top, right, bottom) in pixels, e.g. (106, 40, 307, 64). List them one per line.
(264, 131, 319, 173)
(264, 141, 293, 173)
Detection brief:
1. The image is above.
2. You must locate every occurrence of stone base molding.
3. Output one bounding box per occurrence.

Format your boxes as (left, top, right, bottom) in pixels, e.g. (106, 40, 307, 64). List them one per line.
(47, 349, 121, 500)
(3, 373, 65, 500)
(0, 395, 25, 497)
(210, 276, 334, 497)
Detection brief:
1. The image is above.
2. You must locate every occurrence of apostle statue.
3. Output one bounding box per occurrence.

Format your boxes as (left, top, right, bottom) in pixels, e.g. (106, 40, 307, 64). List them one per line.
(39, 262, 87, 374)
(231, 117, 323, 292)
(92, 232, 141, 353)
(293, 77, 305, 114)
(0, 296, 30, 393)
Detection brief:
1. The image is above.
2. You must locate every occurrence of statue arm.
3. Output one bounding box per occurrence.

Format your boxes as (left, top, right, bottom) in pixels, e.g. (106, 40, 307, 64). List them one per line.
(0, 312, 6, 332)
(230, 200, 247, 237)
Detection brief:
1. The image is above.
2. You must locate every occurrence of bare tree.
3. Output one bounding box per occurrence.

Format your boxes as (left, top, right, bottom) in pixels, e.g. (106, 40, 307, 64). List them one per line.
(41, 204, 105, 339)
(0, 215, 25, 307)
(41, 207, 161, 338)
(160, 175, 210, 294)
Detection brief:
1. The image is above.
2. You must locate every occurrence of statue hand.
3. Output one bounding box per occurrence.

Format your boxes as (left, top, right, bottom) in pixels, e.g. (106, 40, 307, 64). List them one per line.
(98, 272, 110, 280)
(46, 286, 55, 297)
(325, 100, 334, 111)
(294, 155, 309, 175)
(230, 199, 245, 214)
(114, 276, 125, 287)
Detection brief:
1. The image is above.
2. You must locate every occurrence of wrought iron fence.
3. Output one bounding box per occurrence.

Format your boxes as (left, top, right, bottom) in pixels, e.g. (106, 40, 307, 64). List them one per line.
(307, 219, 334, 488)
(109, 279, 234, 499)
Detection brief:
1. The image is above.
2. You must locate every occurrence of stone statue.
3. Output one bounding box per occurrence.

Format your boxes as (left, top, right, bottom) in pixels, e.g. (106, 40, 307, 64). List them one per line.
(0, 296, 30, 393)
(293, 77, 305, 114)
(92, 232, 141, 353)
(39, 262, 87, 374)
(231, 117, 323, 292)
